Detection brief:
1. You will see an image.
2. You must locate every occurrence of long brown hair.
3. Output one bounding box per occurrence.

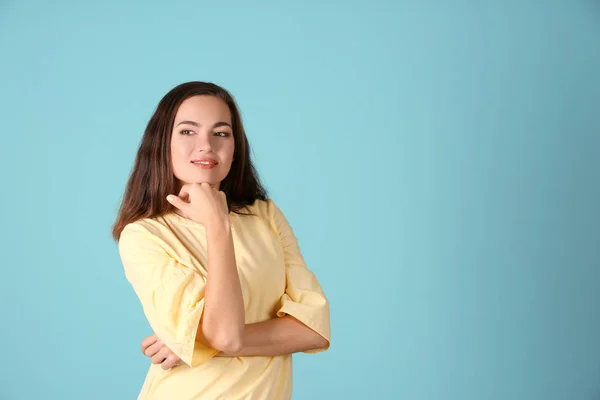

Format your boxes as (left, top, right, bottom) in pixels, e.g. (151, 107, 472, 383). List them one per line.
(112, 81, 268, 241)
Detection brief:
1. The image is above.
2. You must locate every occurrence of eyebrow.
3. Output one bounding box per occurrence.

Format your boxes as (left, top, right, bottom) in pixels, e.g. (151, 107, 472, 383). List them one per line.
(175, 120, 232, 129)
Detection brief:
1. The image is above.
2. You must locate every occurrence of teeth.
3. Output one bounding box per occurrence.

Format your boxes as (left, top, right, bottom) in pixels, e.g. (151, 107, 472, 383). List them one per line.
(193, 161, 216, 165)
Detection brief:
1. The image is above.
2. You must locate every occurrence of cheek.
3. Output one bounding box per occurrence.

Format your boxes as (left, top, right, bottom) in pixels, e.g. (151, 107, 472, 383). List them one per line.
(171, 140, 192, 160)
(170, 143, 192, 177)
(223, 141, 236, 162)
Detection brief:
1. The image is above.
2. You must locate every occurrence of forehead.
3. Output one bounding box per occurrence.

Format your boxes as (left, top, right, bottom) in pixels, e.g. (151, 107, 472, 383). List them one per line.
(174, 95, 232, 123)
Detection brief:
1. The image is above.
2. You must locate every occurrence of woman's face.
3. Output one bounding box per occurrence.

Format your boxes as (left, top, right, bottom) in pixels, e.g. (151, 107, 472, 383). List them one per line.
(171, 95, 235, 190)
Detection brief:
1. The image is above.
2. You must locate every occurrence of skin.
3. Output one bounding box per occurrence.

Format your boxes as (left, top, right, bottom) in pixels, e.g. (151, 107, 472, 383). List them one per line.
(170, 95, 235, 192)
(143, 95, 328, 371)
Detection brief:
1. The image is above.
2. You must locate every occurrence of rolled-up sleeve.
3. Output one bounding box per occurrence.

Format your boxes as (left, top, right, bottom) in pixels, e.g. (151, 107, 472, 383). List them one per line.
(269, 200, 331, 354)
(118, 222, 219, 366)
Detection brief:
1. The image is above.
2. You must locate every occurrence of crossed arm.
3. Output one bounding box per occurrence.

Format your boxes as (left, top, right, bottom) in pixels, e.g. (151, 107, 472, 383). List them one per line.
(128, 200, 330, 370)
(142, 315, 329, 369)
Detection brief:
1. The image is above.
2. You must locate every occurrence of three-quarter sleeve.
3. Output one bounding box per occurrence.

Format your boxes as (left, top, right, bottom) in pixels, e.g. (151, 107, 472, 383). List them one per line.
(269, 200, 331, 354)
(118, 222, 219, 367)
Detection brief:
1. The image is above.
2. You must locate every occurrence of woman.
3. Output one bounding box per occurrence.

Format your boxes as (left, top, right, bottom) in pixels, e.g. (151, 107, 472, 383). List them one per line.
(112, 81, 331, 399)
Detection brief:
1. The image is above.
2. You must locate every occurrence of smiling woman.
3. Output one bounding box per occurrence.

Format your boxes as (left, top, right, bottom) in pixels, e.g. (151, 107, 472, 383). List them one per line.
(112, 81, 331, 400)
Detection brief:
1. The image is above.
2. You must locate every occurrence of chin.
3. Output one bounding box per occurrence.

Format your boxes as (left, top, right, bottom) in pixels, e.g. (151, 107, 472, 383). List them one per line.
(176, 170, 225, 188)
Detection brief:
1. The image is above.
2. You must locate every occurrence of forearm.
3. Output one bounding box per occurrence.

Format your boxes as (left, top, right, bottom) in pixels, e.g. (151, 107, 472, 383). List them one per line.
(216, 315, 328, 357)
(199, 220, 245, 352)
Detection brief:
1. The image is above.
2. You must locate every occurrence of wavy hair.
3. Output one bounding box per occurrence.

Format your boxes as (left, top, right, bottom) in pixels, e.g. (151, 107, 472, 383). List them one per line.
(112, 81, 268, 241)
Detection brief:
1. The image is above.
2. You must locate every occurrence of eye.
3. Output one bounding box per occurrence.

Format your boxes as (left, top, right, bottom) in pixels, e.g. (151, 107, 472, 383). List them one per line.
(180, 129, 195, 135)
(215, 131, 231, 137)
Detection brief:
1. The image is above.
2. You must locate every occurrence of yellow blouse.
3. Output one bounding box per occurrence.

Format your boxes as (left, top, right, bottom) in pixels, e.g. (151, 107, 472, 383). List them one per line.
(118, 198, 331, 399)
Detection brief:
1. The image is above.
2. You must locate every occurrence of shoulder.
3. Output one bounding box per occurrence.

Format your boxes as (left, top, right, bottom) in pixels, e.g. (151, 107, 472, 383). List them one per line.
(240, 198, 291, 226)
(120, 217, 167, 238)
(243, 198, 278, 218)
(243, 198, 299, 246)
(118, 217, 172, 252)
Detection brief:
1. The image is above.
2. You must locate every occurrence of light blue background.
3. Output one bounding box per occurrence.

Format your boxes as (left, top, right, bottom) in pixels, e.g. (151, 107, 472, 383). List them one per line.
(1, 1, 599, 399)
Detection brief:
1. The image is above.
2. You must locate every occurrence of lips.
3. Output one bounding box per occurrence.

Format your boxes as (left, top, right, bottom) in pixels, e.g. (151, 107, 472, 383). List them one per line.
(191, 158, 218, 169)
(191, 158, 218, 165)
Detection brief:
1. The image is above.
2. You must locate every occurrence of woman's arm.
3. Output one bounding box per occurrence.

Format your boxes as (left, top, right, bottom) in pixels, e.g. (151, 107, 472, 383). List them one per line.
(141, 315, 327, 368)
(197, 218, 245, 353)
(215, 315, 329, 357)
(167, 183, 245, 354)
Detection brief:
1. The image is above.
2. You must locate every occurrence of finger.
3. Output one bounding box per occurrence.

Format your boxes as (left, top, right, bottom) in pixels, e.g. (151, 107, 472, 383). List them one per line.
(161, 354, 182, 370)
(218, 191, 228, 211)
(144, 340, 163, 358)
(166, 195, 189, 213)
(178, 184, 191, 200)
(141, 333, 158, 354)
(151, 347, 171, 365)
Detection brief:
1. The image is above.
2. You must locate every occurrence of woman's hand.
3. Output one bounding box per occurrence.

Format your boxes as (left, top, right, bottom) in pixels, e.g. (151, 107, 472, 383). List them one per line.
(166, 182, 229, 227)
(141, 333, 182, 370)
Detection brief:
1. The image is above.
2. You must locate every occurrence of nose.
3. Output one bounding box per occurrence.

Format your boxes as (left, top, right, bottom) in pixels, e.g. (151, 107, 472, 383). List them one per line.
(194, 130, 213, 152)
